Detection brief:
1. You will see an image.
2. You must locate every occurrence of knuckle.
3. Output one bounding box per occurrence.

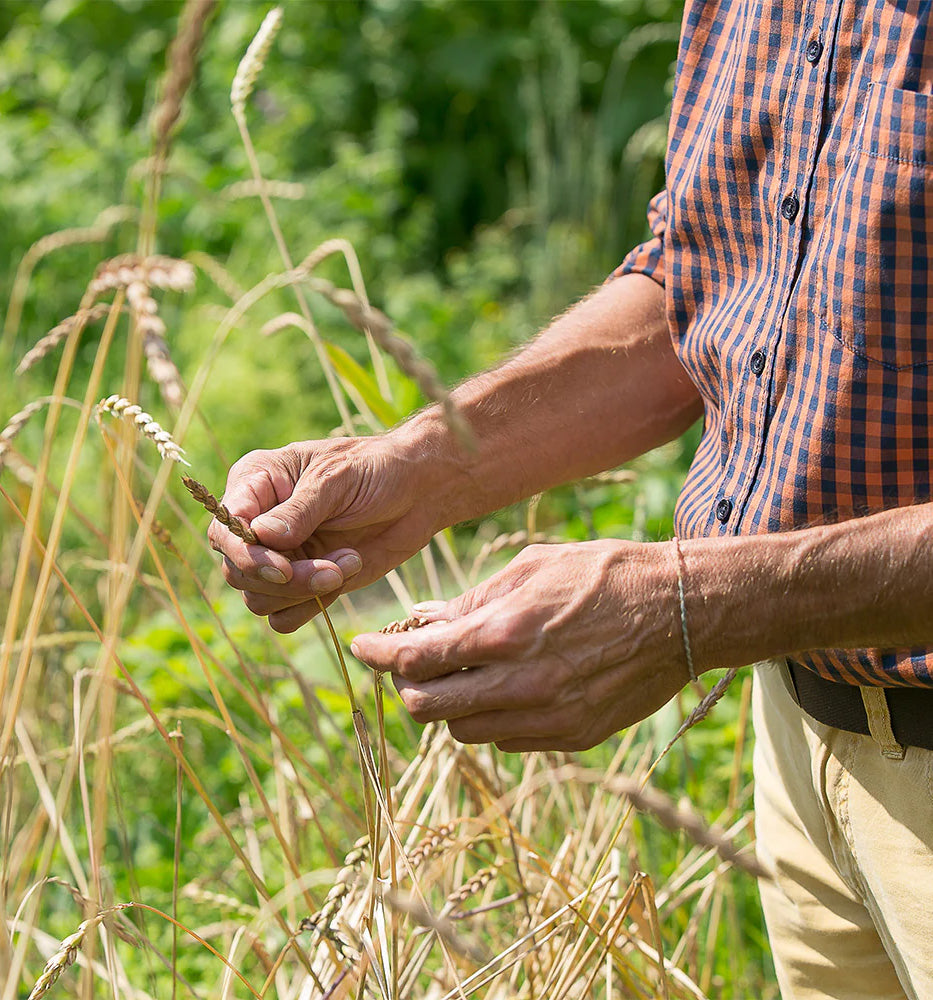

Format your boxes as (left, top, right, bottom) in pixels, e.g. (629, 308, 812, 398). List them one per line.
(395, 642, 426, 680)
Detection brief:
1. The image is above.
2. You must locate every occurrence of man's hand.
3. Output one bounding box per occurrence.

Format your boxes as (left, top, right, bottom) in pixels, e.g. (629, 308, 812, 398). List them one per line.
(207, 435, 440, 632)
(351, 540, 692, 752)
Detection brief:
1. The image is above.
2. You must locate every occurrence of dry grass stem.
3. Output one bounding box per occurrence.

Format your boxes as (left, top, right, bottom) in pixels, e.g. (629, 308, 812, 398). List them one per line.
(181, 475, 257, 544)
(97, 394, 189, 465)
(306, 276, 475, 450)
(230, 6, 283, 116)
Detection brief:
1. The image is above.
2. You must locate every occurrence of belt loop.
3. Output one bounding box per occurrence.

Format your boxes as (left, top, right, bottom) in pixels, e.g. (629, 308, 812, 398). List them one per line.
(860, 687, 906, 760)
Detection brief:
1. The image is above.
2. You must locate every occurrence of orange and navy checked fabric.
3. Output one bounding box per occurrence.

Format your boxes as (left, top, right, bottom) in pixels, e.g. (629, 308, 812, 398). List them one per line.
(615, 1, 933, 687)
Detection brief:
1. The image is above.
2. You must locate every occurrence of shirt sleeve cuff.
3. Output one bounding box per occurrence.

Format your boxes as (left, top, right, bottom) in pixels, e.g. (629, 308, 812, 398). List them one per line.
(606, 189, 668, 288)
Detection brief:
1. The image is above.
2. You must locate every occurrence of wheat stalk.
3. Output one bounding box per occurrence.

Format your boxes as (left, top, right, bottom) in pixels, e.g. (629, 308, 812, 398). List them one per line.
(230, 6, 283, 116)
(96, 395, 189, 465)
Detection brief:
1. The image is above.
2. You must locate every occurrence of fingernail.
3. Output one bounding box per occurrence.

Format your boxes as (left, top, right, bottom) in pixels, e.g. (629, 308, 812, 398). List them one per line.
(412, 600, 445, 613)
(259, 566, 287, 584)
(310, 568, 341, 593)
(336, 552, 362, 576)
(350, 640, 360, 658)
(253, 515, 289, 534)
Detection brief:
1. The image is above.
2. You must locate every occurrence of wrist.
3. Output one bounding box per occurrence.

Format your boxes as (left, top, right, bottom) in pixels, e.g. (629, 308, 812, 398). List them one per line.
(678, 530, 824, 671)
(386, 407, 482, 533)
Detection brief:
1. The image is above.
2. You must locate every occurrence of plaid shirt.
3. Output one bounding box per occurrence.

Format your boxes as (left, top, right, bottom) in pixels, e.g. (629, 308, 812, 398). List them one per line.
(616, 1, 933, 687)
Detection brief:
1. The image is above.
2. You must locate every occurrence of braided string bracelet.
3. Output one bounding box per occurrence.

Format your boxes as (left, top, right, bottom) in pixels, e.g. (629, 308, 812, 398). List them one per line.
(673, 536, 698, 682)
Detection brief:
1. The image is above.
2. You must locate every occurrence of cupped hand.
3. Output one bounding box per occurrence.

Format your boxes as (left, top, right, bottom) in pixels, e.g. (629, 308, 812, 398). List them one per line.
(351, 540, 692, 752)
(208, 435, 439, 632)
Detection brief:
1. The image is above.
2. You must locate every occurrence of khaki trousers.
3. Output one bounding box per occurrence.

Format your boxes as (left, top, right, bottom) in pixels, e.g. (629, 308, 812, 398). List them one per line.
(753, 662, 933, 1000)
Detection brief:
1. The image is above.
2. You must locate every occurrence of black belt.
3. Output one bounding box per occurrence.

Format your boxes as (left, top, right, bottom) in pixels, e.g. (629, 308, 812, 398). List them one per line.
(785, 660, 933, 752)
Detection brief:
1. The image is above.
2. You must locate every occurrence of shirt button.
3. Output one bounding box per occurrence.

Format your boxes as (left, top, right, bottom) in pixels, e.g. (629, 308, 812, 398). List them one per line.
(780, 192, 800, 222)
(715, 498, 733, 523)
(805, 37, 823, 64)
(750, 349, 766, 376)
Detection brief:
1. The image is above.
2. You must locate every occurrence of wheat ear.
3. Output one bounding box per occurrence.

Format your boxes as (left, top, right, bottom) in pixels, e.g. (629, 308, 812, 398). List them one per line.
(97, 395, 189, 466)
(3, 205, 133, 341)
(297, 835, 368, 959)
(27, 903, 133, 1000)
(150, 0, 216, 158)
(230, 6, 283, 115)
(15, 304, 113, 375)
(603, 770, 766, 879)
(306, 277, 474, 450)
(181, 476, 257, 544)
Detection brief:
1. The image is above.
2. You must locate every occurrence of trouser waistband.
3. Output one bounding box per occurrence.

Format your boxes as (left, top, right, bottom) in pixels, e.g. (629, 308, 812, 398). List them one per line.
(784, 660, 933, 752)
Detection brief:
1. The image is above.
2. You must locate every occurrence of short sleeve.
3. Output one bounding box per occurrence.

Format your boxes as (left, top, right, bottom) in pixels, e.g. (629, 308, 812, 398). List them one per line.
(607, 189, 667, 287)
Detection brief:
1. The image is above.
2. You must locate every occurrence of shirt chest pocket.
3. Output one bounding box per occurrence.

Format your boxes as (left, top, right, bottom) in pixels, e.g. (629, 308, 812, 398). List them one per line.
(817, 82, 933, 370)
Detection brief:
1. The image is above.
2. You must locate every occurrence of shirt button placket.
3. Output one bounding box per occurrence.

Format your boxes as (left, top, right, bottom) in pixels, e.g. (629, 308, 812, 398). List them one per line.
(715, 498, 733, 523)
(780, 192, 800, 222)
(805, 37, 823, 64)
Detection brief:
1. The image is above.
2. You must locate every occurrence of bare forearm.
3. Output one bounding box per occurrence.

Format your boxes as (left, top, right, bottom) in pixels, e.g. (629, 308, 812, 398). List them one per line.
(685, 504, 933, 671)
(393, 274, 702, 530)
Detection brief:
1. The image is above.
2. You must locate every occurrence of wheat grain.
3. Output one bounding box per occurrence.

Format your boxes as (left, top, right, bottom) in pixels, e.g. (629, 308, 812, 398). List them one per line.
(407, 822, 457, 867)
(298, 835, 368, 960)
(447, 864, 501, 905)
(230, 7, 283, 116)
(125, 280, 185, 408)
(89, 254, 195, 298)
(15, 304, 113, 375)
(379, 614, 432, 635)
(181, 475, 257, 544)
(97, 395, 189, 465)
(26, 903, 132, 1000)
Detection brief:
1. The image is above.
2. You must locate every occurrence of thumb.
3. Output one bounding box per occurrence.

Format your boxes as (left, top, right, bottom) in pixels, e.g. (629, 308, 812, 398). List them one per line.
(249, 474, 348, 548)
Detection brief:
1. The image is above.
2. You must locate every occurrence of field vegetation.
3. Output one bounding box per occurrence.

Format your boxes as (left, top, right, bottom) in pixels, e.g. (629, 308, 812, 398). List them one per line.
(0, 2, 777, 997)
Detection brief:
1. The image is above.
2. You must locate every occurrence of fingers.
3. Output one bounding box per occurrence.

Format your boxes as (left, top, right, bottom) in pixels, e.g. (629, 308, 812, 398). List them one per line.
(351, 598, 529, 682)
(268, 593, 339, 633)
(223, 549, 363, 599)
(392, 662, 547, 722)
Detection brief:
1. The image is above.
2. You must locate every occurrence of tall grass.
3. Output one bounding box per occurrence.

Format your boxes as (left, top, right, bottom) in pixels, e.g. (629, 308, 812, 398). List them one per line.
(0, 5, 775, 998)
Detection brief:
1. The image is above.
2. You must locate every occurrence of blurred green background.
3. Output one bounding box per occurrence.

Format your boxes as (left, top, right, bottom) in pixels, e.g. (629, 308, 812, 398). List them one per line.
(1, 0, 680, 451)
(0, 3, 780, 995)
